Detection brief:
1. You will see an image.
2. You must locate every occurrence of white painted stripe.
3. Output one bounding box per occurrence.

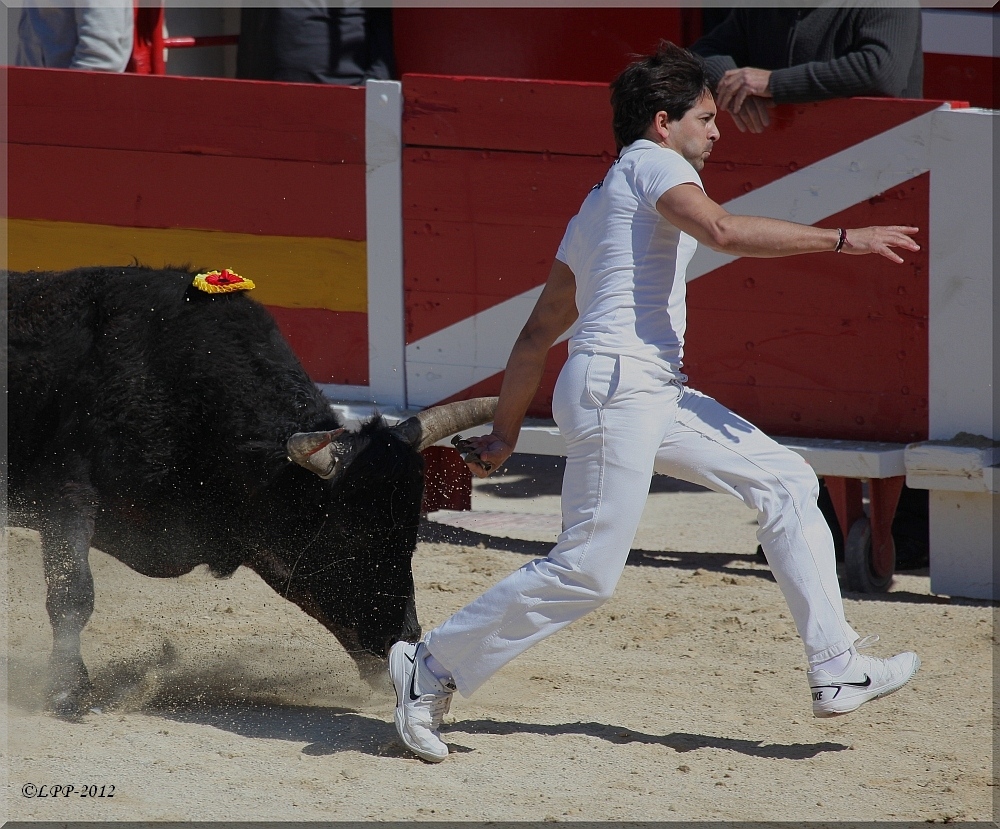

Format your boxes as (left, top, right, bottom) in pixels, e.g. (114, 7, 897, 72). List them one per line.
(365, 79, 406, 407)
(406, 287, 574, 407)
(406, 109, 943, 407)
(687, 107, 939, 281)
(774, 437, 906, 479)
(922, 9, 997, 59)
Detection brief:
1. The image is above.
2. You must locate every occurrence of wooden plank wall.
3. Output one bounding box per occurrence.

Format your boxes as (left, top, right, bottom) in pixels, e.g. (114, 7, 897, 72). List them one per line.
(403, 75, 614, 416)
(9, 67, 951, 443)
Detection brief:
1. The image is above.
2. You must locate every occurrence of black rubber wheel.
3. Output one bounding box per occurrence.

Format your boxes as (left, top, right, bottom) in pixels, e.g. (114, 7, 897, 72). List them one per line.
(843, 516, 894, 593)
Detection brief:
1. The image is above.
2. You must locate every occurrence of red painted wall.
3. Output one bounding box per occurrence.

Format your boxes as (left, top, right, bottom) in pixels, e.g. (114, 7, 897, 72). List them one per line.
(11, 66, 955, 444)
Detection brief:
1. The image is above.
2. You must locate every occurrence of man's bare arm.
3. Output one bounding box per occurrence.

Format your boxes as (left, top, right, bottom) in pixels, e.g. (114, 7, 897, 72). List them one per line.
(464, 259, 579, 477)
(657, 183, 919, 263)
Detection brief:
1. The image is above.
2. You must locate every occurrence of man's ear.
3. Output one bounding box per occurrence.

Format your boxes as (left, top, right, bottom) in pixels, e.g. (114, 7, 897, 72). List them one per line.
(652, 110, 671, 142)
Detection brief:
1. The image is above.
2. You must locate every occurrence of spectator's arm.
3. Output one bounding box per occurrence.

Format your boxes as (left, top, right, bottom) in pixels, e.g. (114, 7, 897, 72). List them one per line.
(689, 11, 749, 93)
(767, 8, 921, 103)
(71, 3, 134, 72)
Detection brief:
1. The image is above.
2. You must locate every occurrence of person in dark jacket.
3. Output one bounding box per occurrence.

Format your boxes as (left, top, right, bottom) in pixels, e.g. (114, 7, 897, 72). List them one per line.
(237, 3, 394, 85)
(691, 6, 923, 133)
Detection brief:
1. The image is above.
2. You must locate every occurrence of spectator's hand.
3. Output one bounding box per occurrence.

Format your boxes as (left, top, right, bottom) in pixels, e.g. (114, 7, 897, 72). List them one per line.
(716, 67, 773, 114)
(728, 96, 773, 133)
(454, 432, 515, 478)
(842, 227, 921, 263)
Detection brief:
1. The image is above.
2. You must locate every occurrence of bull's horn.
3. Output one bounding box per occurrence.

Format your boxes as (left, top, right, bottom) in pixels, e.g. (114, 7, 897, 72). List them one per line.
(391, 397, 499, 452)
(287, 428, 347, 479)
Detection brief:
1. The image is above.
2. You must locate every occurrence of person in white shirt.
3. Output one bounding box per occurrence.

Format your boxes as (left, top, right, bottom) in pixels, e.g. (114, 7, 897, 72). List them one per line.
(16, 1, 133, 73)
(388, 41, 921, 763)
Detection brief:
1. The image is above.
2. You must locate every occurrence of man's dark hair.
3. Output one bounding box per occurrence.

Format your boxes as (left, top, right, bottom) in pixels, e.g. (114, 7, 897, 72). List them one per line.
(610, 40, 711, 149)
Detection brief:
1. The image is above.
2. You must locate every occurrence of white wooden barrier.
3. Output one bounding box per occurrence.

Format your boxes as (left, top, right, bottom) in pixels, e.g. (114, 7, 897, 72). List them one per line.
(922, 108, 996, 600)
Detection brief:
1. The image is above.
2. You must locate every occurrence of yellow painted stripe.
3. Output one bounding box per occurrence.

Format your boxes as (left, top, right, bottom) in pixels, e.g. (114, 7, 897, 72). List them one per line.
(8, 218, 367, 313)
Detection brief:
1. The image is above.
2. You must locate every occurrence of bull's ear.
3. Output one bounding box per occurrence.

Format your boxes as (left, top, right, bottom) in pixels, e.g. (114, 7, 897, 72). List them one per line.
(287, 429, 361, 481)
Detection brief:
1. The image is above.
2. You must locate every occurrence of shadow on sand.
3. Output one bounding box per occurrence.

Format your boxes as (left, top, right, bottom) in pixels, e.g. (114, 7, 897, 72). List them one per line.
(153, 701, 847, 761)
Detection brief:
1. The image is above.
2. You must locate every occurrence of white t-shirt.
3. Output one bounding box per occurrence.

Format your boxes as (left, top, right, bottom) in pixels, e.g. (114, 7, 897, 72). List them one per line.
(555, 139, 703, 379)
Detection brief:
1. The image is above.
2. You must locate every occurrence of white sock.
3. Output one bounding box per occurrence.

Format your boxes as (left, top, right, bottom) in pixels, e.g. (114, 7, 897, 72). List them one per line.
(813, 649, 853, 675)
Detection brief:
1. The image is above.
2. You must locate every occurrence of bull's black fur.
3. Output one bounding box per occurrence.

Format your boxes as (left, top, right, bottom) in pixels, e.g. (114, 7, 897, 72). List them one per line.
(5, 265, 424, 718)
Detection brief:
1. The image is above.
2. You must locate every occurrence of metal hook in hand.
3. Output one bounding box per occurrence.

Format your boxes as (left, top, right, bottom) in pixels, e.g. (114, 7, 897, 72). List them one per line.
(451, 434, 494, 472)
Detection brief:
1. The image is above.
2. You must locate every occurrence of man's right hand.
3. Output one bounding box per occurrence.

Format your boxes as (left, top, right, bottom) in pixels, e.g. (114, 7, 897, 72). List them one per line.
(457, 433, 515, 478)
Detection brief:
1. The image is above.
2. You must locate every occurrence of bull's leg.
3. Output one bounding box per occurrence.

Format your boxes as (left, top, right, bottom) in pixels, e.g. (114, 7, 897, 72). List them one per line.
(40, 484, 97, 720)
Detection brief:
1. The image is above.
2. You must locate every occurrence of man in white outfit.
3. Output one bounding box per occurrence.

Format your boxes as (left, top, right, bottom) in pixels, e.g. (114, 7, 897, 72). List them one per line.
(389, 41, 921, 763)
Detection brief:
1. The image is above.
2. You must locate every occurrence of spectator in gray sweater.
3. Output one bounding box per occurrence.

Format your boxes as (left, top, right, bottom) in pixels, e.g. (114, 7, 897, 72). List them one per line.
(690, 6, 923, 133)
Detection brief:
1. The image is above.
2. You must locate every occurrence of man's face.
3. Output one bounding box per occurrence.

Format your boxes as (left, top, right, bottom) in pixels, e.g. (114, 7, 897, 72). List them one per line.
(663, 91, 720, 171)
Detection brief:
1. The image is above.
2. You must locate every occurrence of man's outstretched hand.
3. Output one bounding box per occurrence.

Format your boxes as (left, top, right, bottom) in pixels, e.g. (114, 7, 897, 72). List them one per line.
(843, 226, 921, 263)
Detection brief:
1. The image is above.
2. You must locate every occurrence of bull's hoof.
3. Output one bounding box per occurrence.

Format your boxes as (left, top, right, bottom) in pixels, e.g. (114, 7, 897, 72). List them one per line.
(45, 691, 87, 722)
(45, 679, 94, 722)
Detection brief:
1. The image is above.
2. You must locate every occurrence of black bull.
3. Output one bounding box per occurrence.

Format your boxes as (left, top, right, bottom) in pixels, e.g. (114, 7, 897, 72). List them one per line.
(4, 266, 497, 719)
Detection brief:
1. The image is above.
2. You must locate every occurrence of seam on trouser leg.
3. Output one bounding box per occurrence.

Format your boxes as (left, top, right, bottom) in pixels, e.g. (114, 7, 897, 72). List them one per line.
(571, 405, 608, 575)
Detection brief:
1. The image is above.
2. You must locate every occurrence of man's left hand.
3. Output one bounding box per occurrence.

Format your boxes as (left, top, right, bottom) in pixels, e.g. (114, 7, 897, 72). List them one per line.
(716, 67, 773, 115)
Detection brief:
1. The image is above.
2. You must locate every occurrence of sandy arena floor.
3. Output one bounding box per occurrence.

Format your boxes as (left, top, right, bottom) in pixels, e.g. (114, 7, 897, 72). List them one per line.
(3, 455, 995, 823)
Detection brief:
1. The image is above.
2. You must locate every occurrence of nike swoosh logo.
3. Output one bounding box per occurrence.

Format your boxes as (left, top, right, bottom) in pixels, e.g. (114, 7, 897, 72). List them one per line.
(834, 675, 872, 688)
(407, 650, 421, 700)
(810, 675, 873, 698)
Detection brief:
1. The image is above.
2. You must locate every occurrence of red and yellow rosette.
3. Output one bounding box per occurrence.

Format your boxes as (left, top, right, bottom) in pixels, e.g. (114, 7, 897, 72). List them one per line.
(192, 269, 255, 294)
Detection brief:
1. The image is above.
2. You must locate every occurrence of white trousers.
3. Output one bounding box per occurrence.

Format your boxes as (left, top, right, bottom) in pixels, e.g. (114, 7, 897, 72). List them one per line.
(426, 352, 859, 697)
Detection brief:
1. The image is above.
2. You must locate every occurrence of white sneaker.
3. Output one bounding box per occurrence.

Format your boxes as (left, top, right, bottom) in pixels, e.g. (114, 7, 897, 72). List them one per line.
(809, 647, 920, 718)
(388, 641, 455, 762)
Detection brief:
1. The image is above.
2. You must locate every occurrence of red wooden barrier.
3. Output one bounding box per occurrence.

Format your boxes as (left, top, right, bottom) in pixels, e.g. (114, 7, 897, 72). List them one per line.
(8, 67, 369, 386)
